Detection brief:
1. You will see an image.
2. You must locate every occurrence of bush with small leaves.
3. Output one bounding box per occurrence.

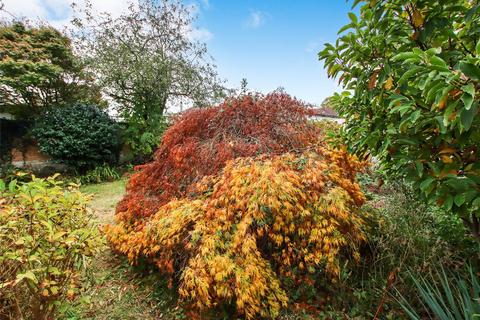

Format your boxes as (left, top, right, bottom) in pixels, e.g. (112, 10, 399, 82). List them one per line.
(116, 92, 322, 220)
(106, 147, 367, 319)
(33, 104, 121, 171)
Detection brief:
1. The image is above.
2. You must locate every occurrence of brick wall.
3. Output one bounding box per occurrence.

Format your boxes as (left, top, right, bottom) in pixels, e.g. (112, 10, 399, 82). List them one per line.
(10, 141, 66, 175)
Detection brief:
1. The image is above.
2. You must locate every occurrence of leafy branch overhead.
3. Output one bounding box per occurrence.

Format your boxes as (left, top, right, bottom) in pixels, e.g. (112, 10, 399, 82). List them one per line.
(319, 0, 480, 238)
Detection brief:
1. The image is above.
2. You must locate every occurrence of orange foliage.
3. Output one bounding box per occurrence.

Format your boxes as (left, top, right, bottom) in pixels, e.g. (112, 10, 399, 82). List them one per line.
(116, 92, 321, 220)
(106, 147, 366, 319)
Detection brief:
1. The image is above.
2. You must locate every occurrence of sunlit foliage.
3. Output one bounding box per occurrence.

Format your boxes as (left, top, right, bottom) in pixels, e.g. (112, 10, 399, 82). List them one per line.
(319, 0, 480, 239)
(0, 176, 102, 320)
(107, 147, 366, 319)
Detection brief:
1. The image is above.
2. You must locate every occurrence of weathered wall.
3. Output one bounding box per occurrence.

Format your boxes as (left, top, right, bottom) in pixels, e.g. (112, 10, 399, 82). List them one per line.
(10, 141, 66, 176)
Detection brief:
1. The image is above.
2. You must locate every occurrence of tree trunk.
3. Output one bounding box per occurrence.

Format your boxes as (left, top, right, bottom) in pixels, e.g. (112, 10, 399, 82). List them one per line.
(462, 213, 480, 241)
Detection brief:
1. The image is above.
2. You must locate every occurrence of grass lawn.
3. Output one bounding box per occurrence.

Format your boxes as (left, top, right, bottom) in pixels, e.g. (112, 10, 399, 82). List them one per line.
(80, 179, 128, 225)
(60, 179, 185, 320)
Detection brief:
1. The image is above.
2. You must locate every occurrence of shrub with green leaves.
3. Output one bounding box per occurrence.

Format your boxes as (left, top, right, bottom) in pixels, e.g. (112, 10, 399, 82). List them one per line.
(320, 1, 480, 239)
(77, 163, 122, 185)
(0, 175, 103, 320)
(33, 104, 121, 171)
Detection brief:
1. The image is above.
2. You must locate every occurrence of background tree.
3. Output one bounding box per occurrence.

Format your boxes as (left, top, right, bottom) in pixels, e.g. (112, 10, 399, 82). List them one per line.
(0, 20, 103, 119)
(320, 1, 480, 238)
(71, 0, 225, 155)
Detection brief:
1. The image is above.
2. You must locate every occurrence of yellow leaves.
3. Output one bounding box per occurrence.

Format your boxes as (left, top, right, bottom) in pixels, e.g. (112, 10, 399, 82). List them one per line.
(384, 76, 394, 90)
(106, 147, 366, 319)
(437, 95, 448, 110)
(439, 147, 456, 155)
(368, 70, 379, 90)
(412, 8, 424, 28)
(441, 155, 454, 164)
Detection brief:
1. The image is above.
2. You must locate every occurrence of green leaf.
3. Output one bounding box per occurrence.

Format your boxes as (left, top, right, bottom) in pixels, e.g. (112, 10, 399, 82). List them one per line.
(415, 161, 424, 177)
(8, 180, 17, 193)
(0, 180, 5, 192)
(462, 83, 475, 97)
(443, 194, 454, 210)
(16, 271, 38, 284)
(454, 193, 466, 207)
(397, 67, 422, 85)
(461, 93, 473, 110)
(420, 177, 435, 192)
(473, 197, 480, 210)
(476, 40, 480, 56)
(459, 62, 480, 81)
(430, 56, 447, 68)
(392, 52, 419, 61)
(337, 23, 354, 34)
(348, 12, 358, 24)
(460, 102, 478, 131)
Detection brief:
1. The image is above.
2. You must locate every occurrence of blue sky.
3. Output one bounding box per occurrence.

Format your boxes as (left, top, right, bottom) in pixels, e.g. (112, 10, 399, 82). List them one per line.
(1, 0, 355, 105)
(194, 0, 354, 105)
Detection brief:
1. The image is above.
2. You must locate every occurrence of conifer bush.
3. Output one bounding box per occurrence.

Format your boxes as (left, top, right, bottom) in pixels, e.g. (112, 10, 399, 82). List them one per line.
(106, 147, 367, 319)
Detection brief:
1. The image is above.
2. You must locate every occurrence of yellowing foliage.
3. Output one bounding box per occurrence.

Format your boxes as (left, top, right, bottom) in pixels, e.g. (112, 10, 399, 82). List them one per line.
(106, 147, 366, 319)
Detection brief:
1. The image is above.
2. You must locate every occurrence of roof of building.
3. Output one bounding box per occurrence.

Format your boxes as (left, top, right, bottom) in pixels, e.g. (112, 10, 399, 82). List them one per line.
(310, 106, 339, 118)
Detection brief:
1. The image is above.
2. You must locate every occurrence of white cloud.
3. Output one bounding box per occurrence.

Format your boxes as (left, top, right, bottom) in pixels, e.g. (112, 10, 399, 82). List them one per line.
(200, 0, 209, 9)
(0, 0, 213, 41)
(188, 27, 213, 42)
(0, 0, 132, 26)
(0, 0, 49, 20)
(244, 10, 266, 29)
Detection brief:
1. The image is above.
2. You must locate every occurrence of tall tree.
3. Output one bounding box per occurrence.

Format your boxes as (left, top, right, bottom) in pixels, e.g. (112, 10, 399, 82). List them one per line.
(0, 21, 103, 119)
(71, 0, 225, 155)
(320, 1, 480, 238)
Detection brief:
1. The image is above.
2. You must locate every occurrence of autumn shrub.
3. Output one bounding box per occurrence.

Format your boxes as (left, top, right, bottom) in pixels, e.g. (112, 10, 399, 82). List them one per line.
(116, 92, 322, 220)
(106, 147, 367, 319)
(0, 176, 102, 320)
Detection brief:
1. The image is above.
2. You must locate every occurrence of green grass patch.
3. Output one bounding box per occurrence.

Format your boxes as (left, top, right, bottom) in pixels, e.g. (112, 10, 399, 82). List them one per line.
(80, 179, 127, 225)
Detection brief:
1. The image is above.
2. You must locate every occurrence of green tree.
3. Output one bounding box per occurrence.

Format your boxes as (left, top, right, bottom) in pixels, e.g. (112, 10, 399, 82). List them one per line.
(0, 21, 103, 119)
(319, 1, 480, 239)
(71, 0, 225, 155)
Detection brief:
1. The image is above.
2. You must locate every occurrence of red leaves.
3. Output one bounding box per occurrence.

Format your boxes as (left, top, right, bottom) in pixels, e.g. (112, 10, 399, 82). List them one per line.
(116, 92, 322, 220)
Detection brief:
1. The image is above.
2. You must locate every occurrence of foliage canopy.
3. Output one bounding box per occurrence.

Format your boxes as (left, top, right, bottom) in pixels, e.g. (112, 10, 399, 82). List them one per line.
(320, 0, 480, 238)
(0, 21, 102, 119)
(116, 92, 322, 219)
(0, 175, 102, 320)
(71, 0, 224, 155)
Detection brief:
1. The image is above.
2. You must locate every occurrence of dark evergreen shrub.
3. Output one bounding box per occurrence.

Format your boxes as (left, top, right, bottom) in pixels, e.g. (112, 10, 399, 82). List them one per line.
(34, 104, 121, 171)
